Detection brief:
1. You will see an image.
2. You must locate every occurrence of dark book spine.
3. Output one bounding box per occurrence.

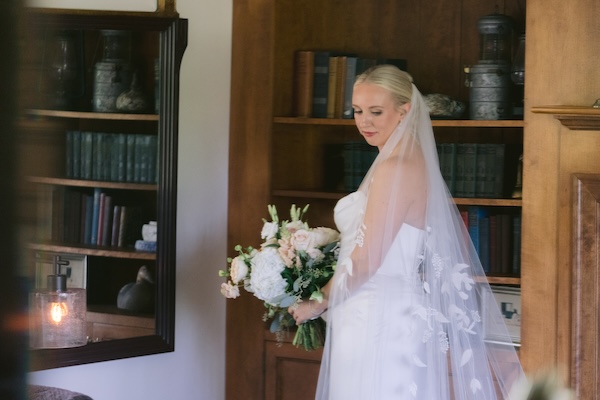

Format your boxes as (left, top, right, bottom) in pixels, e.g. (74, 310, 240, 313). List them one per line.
(126, 134, 136, 182)
(90, 188, 102, 245)
(111, 205, 122, 247)
(311, 51, 331, 118)
(342, 56, 357, 119)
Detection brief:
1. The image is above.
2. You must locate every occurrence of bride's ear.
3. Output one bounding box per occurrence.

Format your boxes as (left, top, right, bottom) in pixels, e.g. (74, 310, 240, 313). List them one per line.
(400, 103, 411, 115)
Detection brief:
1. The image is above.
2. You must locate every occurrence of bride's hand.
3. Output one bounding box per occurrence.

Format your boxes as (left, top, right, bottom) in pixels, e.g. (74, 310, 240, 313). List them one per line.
(288, 299, 327, 325)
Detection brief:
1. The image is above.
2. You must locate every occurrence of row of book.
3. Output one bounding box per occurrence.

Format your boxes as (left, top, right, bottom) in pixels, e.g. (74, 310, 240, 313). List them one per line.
(65, 130, 159, 184)
(437, 143, 509, 198)
(293, 50, 407, 119)
(462, 207, 521, 276)
(37, 186, 144, 249)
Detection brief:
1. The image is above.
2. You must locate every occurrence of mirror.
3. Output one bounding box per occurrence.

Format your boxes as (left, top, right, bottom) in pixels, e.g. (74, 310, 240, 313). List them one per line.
(17, 9, 187, 370)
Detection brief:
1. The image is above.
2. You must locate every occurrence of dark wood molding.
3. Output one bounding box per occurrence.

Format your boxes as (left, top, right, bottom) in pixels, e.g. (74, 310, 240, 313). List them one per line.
(532, 106, 600, 130)
(571, 173, 600, 398)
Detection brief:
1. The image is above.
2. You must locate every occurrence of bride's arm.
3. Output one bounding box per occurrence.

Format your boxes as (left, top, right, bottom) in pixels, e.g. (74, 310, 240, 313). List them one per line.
(290, 154, 425, 324)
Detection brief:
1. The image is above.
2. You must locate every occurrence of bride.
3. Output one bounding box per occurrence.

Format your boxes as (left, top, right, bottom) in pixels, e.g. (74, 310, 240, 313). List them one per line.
(289, 64, 524, 399)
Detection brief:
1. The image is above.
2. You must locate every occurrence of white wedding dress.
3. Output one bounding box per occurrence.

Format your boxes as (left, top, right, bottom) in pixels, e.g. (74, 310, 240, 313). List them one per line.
(324, 191, 426, 400)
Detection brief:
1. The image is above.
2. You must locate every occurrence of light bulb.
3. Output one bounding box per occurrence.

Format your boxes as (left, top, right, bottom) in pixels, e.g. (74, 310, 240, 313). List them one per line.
(50, 301, 69, 324)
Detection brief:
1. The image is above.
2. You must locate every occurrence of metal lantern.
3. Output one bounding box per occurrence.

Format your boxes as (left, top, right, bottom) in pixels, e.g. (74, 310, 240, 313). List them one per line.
(92, 30, 133, 112)
(467, 12, 515, 120)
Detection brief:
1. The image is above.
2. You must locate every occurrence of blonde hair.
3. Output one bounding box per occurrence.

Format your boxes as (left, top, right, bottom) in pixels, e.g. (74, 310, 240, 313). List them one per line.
(354, 65, 414, 108)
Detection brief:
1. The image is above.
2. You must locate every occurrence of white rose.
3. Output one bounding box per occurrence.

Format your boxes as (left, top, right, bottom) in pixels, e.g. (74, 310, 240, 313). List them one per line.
(291, 229, 314, 252)
(230, 256, 249, 284)
(306, 247, 324, 262)
(261, 221, 279, 240)
(220, 281, 240, 299)
(312, 227, 340, 247)
(285, 220, 305, 234)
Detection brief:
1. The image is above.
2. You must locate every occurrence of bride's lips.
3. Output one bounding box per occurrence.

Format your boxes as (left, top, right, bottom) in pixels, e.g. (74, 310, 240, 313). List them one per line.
(361, 130, 377, 138)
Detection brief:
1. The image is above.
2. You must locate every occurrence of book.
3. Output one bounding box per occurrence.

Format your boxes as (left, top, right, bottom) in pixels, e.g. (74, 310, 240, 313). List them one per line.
(475, 144, 487, 197)
(100, 195, 114, 246)
(326, 56, 339, 118)
(467, 206, 489, 270)
(479, 215, 491, 273)
(489, 214, 499, 274)
(96, 192, 106, 245)
(292, 50, 314, 118)
(333, 56, 347, 119)
(492, 144, 506, 198)
(500, 213, 512, 274)
(441, 143, 457, 195)
(92, 132, 105, 181)
(82, 194, 94, 245)
(111, 205, 122, 247)
(126, 134, 136, 182)
(64, 189, 82, 244)
(65, 130, 74, 178)
(512, 214, 521, 275)
(342, 56, 358, 119)
(462, 143, 477, 198)
(90, 188, 102, 245)
(147, 135, 158, 184)
(311, 51, 331, 118)
(80, 131, 94, 180)
(356, 57, 377, 75)
(454, 144, 467, 197)
(111, 133, 127, 182)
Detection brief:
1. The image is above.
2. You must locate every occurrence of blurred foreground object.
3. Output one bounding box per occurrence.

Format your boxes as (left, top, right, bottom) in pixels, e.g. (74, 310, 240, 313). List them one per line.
(510, 370, 574, 400)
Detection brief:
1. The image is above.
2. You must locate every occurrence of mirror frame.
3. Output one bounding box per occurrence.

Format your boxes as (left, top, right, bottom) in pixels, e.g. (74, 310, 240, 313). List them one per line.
(25, 10, 188, 371)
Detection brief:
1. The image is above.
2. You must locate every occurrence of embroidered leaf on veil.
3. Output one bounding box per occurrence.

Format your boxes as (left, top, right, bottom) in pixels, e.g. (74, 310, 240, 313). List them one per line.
(423, 281, 431, 293)
(470, 378, 482, 393)
(451, 263, 474, 292)
(460, 349, 473, 366)
(413, 305, 428, 321)
(412, 354, 427, 367)
(435, 311, 450, 323)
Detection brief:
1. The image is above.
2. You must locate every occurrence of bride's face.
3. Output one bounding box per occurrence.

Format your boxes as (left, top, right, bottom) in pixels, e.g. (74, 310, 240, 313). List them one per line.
(352, 83, 407, 150)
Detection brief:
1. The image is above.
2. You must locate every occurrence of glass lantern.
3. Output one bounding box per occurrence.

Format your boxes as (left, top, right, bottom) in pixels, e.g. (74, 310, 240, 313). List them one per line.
(29, 256, 87, 349)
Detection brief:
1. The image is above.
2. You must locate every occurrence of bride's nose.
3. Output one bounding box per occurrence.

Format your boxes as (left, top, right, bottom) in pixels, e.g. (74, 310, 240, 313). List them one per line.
(358, 115, 371, 127)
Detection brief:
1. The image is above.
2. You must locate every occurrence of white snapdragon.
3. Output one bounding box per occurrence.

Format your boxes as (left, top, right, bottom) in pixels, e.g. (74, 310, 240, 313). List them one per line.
(261, 221, 279, 240)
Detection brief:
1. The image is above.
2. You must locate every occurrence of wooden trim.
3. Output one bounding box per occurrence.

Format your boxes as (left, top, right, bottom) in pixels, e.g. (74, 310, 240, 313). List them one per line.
(532, 106, 600, 130)
(274, 116, 525, 128)
(571, 174, 600, 398)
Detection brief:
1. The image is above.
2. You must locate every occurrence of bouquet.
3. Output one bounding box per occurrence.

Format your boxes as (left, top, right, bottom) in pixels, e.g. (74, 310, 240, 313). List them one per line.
(219, 204, 340, 351)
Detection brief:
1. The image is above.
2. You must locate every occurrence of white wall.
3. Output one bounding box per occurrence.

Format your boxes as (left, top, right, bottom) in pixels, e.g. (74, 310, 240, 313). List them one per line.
(27, 1, 231, 399)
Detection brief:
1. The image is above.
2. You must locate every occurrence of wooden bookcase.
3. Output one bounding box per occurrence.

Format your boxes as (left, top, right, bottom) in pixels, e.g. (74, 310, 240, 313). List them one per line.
(229, 0, 600, 398)
(227, 1, 534, 399)
(17, 9, 187, 370)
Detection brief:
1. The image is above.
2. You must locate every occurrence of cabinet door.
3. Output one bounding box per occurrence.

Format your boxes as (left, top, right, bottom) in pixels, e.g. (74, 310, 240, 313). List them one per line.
(265, 340, 322, 400)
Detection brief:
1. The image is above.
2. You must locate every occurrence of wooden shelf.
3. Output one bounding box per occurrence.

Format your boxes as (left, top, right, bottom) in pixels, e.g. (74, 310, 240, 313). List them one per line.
(272, 189, 522, 207)
(480, 276, 521, 285)
(28, 176, 158, 191)
(274, 116, 525, 128)
(532, 106, 600, 130)
(28, 242, 156, 260)
(26, 109, 159, 121)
